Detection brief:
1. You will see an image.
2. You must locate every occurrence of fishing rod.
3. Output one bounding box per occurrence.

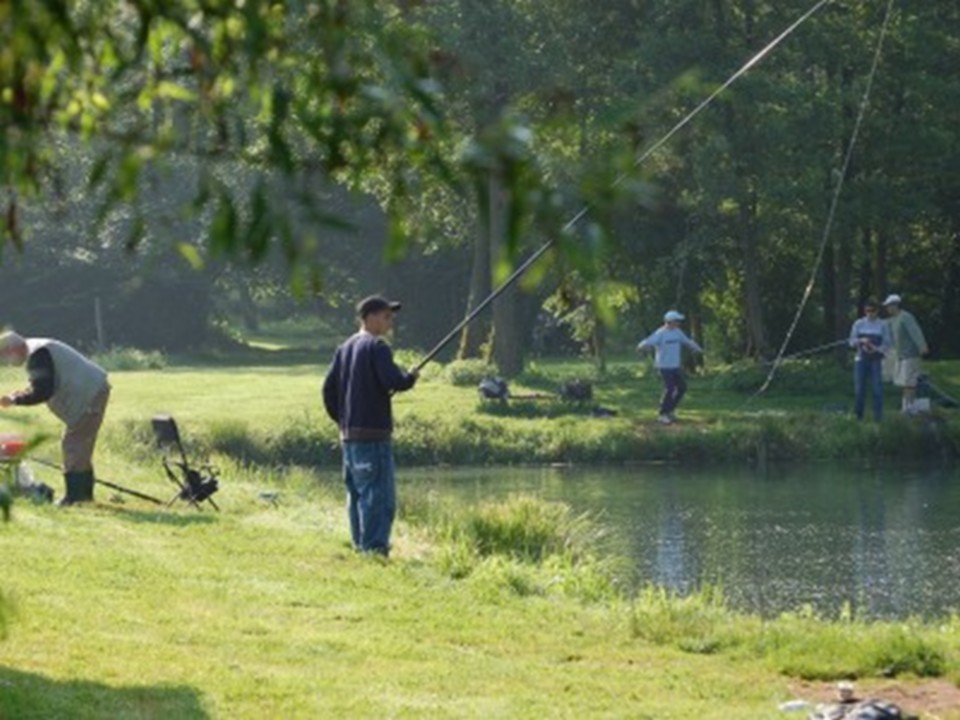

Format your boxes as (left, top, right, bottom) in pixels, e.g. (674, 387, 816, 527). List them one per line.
(752, 0, 897, 399)
(762, 338, 847, 364)
(28, 456, 165, 505)
(412, 0, 834, 375)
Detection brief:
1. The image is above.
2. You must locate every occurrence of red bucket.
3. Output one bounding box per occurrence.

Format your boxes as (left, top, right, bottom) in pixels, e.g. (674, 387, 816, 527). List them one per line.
(0, 433, 27, 459)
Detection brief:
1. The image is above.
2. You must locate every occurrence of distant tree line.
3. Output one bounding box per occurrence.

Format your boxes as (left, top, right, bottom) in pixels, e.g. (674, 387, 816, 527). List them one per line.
(2, 1, 957, 369)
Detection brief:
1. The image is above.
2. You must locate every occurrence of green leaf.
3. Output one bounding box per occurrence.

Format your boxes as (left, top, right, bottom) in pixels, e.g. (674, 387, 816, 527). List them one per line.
(155, 81, 196, 103)
(177, 242, 205, 270)
(385, 214, 408, 262)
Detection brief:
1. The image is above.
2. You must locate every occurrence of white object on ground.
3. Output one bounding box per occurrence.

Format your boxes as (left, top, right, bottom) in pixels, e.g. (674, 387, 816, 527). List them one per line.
(778, 699, 813, 712)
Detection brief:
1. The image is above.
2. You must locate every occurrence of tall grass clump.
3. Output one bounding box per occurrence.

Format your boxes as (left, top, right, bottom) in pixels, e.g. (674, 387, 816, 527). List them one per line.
(413, 495, 621, 602)
(93, 346, 167, 371)
(755, 609, 949, 680)
(629, 589, 953, 680)
(466, 495, 591, 562)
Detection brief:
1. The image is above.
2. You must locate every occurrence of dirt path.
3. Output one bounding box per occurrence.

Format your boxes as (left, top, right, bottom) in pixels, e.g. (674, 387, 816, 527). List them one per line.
(790, 679, 960, 719)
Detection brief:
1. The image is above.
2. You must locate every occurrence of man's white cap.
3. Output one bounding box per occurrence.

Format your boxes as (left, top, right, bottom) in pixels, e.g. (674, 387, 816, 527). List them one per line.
(882, 294, 902, 306)
(664, 310, 685, 322)
(0, 331, 25, 353)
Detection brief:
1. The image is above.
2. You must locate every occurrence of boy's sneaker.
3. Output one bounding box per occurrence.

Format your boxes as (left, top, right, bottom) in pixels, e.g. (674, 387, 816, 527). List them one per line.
(668, 413, 678, 422)
(657, 414, 673, 424)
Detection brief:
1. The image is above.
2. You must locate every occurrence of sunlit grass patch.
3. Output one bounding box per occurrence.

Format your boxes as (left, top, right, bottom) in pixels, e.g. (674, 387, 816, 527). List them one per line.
(629, 587, 956, 680)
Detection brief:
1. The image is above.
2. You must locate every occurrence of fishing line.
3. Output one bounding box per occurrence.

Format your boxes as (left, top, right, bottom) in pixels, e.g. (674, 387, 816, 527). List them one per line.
(707, 337, 848, 393)
(750, 0, 897, 400)
(763, 338, 847, 364)
(413, 0, 835, 373)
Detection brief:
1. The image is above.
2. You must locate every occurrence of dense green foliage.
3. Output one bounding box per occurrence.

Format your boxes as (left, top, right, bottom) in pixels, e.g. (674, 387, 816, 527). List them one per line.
(3, 2, 958, 367)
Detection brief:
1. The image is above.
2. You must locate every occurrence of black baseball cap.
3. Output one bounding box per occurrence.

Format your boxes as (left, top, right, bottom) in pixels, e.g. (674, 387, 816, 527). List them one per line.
(357, 295, 402, 318)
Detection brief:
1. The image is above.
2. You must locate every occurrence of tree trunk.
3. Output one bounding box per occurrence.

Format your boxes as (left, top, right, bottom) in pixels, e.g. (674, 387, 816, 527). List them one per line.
(939, 220, 960, 356)
(457, 187, 492, 359)
(833, 221, 853, 363)
(739, 189, 767, 358)
(488, 170, 524, 377)
(857, 227, 872, 304)
(591, 316, 606, 373)
(821, 233, 836, 342)
(874, 229, 888, 300)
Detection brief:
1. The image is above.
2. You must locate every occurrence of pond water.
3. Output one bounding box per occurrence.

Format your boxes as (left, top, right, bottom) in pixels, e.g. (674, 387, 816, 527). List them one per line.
(402, 462, 960, 620)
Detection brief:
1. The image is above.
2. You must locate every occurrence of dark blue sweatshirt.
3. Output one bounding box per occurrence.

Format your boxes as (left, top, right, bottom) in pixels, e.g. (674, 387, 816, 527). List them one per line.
(322, 332, 417, 441)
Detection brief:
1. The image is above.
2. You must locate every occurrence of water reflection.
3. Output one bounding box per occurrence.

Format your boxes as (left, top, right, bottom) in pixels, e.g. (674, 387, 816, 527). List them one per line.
(403, 462, 960, 619)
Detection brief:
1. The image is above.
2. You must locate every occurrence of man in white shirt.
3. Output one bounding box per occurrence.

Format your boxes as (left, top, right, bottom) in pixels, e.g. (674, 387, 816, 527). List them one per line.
(883, 294, 929, 413)
(637, 310, 703, 424)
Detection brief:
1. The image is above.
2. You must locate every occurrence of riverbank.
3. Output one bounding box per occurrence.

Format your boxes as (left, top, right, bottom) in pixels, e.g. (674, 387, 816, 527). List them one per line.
(1, 465, 959, 719)
(1, 357, 959, 717)
(76, 354, 960, 466)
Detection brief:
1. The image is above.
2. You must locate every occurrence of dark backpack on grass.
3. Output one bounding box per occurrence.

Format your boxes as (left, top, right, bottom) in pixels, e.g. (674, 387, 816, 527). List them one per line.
(809, 699, 915, 720)
(559, 380, 592, 402)
(478, 377, 509, 401)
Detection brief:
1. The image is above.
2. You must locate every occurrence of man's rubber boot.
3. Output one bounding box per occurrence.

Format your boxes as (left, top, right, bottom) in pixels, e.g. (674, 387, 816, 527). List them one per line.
(59, 471, 95, 507)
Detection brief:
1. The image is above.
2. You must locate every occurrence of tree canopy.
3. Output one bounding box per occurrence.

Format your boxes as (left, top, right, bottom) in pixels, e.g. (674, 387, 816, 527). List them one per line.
(3, 1, 959, 367)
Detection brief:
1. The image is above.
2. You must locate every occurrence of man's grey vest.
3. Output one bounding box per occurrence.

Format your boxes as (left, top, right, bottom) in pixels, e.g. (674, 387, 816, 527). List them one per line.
(25, 339, 109, 426)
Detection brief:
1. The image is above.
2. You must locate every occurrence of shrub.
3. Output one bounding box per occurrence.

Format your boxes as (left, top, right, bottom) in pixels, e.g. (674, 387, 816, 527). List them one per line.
(92, 346, 167, 371)
(391, 349, 443, 381)
(443, 358, 497, 387)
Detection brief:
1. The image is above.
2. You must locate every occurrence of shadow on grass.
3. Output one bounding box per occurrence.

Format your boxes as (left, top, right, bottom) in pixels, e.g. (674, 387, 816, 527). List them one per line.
(101, 507, 219, 527)
(0, 666, 209, 719)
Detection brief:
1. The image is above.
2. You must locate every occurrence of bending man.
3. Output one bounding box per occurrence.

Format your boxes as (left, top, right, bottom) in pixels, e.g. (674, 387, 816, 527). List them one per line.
(323, 296, 418, 557)
(0, 332, 110, 505)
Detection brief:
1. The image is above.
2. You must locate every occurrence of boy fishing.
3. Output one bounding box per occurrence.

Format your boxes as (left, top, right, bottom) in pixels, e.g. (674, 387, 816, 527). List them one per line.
(637, 310, 703, 424)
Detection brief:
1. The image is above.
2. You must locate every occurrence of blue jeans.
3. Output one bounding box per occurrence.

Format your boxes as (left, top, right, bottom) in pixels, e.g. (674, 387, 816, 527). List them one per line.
(343, 441, 396, 555)
(658, 368, 687, 415)
(854, 358, 883, 421)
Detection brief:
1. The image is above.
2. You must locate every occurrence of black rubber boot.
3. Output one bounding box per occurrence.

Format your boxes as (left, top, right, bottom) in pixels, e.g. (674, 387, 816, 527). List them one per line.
(59, 471, 95, 506)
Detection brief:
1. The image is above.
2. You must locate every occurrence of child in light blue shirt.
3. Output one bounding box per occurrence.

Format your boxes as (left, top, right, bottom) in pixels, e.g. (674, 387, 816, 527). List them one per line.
(637, 310, 703, 424)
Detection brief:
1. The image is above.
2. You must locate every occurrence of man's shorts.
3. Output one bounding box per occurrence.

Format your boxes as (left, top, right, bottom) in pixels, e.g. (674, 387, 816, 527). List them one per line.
(893, 357, 922, 387)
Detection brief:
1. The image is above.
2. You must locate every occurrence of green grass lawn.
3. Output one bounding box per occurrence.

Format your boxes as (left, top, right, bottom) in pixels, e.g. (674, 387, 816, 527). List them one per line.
(0, 352, 959, 718)
(3, 350, 960, 470)
(2, 477, 958, 719)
